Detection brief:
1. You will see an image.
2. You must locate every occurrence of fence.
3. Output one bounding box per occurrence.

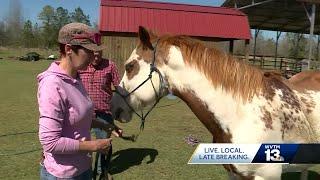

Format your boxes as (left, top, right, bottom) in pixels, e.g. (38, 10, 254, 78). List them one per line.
(234, 55, 320, 78)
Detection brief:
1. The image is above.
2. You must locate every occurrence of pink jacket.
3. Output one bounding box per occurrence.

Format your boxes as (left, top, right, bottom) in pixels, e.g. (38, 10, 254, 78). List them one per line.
(37, 61, 93, 178)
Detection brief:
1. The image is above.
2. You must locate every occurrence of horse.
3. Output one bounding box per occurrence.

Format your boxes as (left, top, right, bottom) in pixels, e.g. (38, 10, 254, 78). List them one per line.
(289, 71, 320, 91)
(111, 26, 320, 180)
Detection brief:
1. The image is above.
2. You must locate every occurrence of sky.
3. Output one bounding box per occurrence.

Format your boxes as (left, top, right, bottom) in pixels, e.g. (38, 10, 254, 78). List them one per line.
(0, 0, 101, 24)
(0, 0, 276, 39)
(0, 0, 224, 23)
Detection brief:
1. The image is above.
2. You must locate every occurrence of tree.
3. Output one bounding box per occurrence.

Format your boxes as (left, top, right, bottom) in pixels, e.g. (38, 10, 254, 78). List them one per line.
(38, 5, 55, 26)
(38, 5, 56, 48)
(262, 38, 276, 56)
(22, 20, 34, 47)
(249, 31, 265, 56)
(70, 7, 91, 26)
(33, 22, 42, 47)
(50, 7, 71, 46)
(286, 33, 307, 59)
(54, 7, 70, 30)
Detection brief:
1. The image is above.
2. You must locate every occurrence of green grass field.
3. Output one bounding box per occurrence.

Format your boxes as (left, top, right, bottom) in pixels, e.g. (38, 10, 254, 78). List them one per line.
(0, 52, 320, 180)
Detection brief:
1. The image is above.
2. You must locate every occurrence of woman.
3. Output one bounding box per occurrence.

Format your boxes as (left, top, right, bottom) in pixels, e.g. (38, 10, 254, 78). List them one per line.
(37, 22, 111, 180)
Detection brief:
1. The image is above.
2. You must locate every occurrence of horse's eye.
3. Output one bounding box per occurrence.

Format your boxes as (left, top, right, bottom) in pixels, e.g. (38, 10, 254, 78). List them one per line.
(125, 61, 135, 73)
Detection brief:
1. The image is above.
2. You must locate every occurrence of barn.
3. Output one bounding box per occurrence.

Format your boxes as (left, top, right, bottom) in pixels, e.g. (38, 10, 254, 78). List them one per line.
(99, 0, 251, 72)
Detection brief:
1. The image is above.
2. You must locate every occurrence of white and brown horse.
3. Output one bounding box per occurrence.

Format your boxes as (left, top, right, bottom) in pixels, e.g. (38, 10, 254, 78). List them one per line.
(111, 26, 320, 180)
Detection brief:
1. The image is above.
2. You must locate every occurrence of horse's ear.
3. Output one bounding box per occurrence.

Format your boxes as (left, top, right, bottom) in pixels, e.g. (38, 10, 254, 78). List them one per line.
(138, 26, 154, 50)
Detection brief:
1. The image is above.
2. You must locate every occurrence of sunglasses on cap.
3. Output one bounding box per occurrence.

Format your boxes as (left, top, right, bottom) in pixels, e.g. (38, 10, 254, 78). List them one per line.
(70, 32, 102, 45)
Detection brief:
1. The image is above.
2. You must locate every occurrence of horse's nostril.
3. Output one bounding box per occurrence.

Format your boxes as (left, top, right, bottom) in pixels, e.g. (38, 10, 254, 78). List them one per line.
(115, 108, 123, 119)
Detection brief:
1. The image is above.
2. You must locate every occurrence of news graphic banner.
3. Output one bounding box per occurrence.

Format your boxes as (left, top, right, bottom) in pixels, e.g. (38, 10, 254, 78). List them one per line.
(188, 143, 320, 164)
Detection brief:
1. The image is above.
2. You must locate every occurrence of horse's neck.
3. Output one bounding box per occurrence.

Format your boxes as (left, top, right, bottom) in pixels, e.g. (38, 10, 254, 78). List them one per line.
(161, 46, 250, 142)
(172, 88, 233, 143)
(164, 67, 241, 143)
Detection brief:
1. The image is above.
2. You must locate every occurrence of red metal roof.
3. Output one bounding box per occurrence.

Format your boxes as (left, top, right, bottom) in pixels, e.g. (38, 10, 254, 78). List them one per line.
(99, 0, 251, 40)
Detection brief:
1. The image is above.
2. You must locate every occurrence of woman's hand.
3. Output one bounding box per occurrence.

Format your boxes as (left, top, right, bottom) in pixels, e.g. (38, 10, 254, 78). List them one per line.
(79, 138, 112, 153)
(93, 138, 112, 153)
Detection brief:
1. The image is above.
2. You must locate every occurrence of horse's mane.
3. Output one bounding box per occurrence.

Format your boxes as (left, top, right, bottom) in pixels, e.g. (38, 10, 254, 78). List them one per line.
(160, 35, 269, 101)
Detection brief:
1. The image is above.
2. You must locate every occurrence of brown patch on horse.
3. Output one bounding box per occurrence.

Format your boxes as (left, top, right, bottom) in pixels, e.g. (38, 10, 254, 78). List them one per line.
(300, 95, 316, 114)
(262, 72, 305, 140)
(279, 100, 304, 140)
(135, 40, 169, 66)
(260, 107, 273, 130)
(135, 43, 153, 63)
(172, 88, 232, 143)
(281, 112, 295, 139)
(223, 164, 255, 180)
(258, 69, 287, 101)
(125, 60, 140, 80)
(264, 74, 301, 110)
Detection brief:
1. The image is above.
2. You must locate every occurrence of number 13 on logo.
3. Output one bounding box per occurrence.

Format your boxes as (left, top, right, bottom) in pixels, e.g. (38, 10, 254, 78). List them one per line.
(265, 149, 283, 162)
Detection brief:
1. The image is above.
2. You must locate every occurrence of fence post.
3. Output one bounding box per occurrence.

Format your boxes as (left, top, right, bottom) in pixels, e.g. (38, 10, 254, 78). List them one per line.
(244, 40, 250, 63)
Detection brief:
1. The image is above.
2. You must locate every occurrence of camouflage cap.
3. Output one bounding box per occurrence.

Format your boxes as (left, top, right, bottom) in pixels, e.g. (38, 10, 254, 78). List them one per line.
(58, 22, 105, 51)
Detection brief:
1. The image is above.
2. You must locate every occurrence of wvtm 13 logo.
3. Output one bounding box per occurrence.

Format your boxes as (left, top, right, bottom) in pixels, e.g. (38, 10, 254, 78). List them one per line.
(264, 145, 284, 162)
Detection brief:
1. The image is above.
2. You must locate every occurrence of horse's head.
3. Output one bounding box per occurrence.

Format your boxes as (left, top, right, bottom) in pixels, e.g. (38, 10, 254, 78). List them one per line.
(112, 26, 169, 123)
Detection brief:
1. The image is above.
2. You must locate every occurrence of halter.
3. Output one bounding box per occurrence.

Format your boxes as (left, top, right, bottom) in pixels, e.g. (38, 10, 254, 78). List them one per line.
(114, 39, 168, 131)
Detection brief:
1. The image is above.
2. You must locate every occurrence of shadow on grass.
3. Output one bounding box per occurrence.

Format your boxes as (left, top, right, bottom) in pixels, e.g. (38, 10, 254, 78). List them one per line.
(109, 148, 158, 175)
(282, 171, 320, 180)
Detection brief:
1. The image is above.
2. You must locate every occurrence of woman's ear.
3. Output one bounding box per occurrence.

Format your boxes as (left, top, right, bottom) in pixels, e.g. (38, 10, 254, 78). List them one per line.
(65, 44, 72, 56)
